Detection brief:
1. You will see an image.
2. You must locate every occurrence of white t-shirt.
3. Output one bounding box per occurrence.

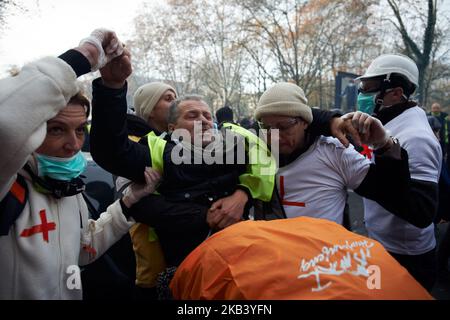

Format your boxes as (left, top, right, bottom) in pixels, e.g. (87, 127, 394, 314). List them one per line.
(364, 106, 442, 255)
(277, 136, 370, 224)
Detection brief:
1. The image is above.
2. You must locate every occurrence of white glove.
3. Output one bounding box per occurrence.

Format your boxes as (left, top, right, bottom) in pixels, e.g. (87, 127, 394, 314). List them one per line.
(341, 111, 390, 149)
(79, 28, 124, 71)
(122, 167, 162, 208)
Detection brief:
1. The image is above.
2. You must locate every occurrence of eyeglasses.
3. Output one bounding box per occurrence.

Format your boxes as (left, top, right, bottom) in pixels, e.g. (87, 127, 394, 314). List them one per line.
(258, 118, 301, 131)
(358, 82, 382, 94)
(358, 84, 396, 96)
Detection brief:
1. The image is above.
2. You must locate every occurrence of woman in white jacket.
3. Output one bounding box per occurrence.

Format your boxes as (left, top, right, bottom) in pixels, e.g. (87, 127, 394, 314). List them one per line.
(0, 29, 160, 299)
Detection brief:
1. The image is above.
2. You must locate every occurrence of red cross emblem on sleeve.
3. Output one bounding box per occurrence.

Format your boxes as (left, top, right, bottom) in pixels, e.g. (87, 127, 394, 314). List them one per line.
(20, 209, 56, 243)
(360, 144, 373, 160)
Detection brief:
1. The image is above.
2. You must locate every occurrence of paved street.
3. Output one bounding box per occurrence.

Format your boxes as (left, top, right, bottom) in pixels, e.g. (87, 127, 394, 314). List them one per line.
(347, 191, 450, 300)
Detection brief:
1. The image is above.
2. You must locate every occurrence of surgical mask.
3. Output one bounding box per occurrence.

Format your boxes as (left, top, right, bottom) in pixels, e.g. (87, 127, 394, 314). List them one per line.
(35, 151, 87, 181)
(357, 92, 378, 114)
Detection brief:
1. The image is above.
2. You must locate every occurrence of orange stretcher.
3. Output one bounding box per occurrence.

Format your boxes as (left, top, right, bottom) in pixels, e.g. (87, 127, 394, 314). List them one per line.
(170, 217, 432, 300)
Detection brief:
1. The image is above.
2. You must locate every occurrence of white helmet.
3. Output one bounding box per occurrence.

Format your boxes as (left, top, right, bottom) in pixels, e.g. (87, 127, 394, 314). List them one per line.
(357, 54, 419, 88)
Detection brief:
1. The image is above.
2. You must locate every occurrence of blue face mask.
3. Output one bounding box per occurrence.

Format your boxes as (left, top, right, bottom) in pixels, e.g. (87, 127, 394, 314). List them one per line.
(35, 151, 87, 181)
(357, 92, 378, 114)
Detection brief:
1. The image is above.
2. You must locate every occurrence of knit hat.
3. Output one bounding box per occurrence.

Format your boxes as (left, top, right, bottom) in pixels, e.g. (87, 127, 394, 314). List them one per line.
(255, 82, 313, 124)
(133, 82, 177, 121)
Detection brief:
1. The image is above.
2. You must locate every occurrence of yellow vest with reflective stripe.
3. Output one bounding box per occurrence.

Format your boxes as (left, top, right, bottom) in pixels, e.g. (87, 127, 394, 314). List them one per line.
(146, 131, 166, 174)
(221, 122, 276, 202)
(129, 131, 167, 287)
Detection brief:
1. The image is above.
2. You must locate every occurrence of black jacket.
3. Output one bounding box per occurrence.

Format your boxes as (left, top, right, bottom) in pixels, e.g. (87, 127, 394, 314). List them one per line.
(90, 78, 340, 265)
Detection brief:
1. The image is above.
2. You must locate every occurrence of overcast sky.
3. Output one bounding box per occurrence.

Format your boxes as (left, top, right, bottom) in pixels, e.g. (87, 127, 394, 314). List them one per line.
(0, 0, 144, 76)
(1, 0, 450, 78)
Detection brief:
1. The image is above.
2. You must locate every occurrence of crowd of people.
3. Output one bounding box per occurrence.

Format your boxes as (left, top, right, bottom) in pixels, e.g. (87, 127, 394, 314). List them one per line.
(0, 28, 448, 300)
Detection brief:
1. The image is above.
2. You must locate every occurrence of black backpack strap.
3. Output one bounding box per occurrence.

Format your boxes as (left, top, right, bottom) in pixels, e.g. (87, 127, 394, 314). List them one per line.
(81, 192, 100, 220)
(0, 175, 29, 236)
(23, 163, 85, 199)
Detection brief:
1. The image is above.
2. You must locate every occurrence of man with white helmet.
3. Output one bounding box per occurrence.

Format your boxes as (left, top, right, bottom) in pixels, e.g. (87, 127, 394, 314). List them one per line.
(355, 54, 442, 291)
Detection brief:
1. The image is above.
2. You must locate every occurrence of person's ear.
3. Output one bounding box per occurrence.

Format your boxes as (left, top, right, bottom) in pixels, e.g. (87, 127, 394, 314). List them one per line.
(393, 87, 404, 99)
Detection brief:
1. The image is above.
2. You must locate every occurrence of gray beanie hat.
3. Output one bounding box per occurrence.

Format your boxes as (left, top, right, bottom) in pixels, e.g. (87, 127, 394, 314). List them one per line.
(255, 82, 313, 124)
(133, 82, 177, 121)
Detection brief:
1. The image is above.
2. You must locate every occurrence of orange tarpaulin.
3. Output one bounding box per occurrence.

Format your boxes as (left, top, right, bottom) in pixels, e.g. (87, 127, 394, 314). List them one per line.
(170, 217, 432, 300)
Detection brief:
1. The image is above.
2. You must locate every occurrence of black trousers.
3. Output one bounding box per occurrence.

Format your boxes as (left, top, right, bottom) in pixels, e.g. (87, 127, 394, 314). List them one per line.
(390, 248, 437, 292)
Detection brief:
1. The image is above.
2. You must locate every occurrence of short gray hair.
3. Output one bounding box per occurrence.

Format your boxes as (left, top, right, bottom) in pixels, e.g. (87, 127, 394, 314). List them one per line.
(167, 95, 207, 124)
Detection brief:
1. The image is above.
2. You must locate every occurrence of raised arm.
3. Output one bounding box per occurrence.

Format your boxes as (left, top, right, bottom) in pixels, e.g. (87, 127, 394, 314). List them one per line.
(0, 29, 122, 199)
(90, 49, 152, 184)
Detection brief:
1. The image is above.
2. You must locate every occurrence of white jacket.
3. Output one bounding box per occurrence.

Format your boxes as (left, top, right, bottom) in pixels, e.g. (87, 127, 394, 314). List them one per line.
(0, 57, 134, 299)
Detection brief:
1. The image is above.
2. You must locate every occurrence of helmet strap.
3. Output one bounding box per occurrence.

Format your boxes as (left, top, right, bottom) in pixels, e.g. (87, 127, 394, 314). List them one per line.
(373, 75, 391, 115)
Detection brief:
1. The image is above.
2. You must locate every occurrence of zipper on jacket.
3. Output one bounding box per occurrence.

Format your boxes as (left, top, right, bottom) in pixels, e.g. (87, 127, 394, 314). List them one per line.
(53, 198, 63, 298)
